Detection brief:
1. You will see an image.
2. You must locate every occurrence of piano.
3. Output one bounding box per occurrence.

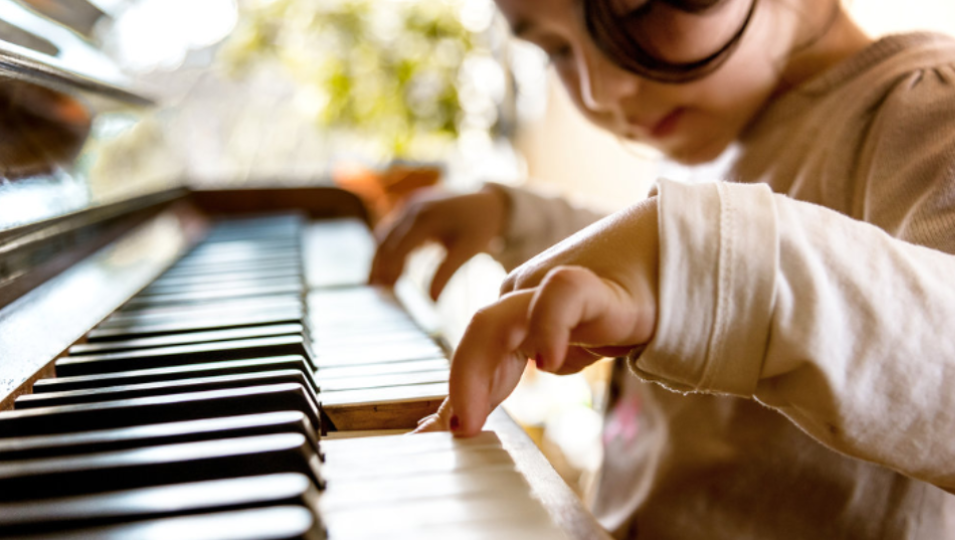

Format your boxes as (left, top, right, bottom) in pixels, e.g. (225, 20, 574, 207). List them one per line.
(0, 2, 609, 539)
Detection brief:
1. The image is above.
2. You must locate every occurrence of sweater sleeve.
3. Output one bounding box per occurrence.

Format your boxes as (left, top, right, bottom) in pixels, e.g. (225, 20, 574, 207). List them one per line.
(631, 178, 955, 492)
(490, 183, 608, 272)
(857, 63, 955, 253)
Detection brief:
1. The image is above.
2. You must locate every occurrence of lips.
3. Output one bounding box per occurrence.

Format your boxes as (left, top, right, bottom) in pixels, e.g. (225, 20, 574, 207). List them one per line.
(651, 108, 684, 139)
(625, 108, 685, 140)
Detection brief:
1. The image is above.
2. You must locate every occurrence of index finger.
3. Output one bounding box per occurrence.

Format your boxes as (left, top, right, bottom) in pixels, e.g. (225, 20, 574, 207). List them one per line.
(448, 290, 534, 437)
(369, 209, 433, 286)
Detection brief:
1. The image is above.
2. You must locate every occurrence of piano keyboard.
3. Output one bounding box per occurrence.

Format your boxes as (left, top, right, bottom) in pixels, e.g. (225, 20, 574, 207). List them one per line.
(20, 214, 449, 432)
(0, 213, 568, 538)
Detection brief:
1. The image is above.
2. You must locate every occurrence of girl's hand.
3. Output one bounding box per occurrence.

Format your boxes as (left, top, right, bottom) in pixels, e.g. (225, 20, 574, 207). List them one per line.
(369, 186, 508, 301)
(417, 198, 660, 436)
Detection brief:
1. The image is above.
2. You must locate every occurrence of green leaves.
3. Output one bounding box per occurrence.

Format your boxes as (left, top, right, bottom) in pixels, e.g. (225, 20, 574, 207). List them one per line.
(221, 0, 488, 160)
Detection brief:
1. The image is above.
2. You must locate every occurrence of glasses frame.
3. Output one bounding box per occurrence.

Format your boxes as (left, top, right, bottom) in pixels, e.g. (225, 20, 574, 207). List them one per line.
(584, 0, 760, 84)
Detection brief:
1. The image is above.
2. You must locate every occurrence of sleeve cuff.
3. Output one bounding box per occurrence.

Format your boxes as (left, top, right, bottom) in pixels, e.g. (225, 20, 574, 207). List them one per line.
(629, 179, 779, 397)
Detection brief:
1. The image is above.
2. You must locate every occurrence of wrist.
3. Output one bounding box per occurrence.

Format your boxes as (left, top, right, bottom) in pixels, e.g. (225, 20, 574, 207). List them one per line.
(479, 184, 511, 236)
(478, 183, 512, 252)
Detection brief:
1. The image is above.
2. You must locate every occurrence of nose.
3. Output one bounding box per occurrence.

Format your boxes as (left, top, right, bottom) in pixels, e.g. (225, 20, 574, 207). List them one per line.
(577, 42, 640, 116)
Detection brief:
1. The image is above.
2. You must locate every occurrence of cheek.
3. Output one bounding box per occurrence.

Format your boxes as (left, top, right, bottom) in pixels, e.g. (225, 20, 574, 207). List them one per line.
(704, 10, 790, 121)
(678, 0, 791, 124)
(554, 67, 621, 132)
(681, 31, 785, 137)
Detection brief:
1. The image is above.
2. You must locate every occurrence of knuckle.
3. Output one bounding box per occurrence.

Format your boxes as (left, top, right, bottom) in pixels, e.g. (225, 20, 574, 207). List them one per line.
(542, 265, 586, 291)
(470, 307, 497, 328)
(510, 266, 536, 290)
(415, 203, 436, 221)
(403, 196, 433, 219)
(499, 273, 518, 296)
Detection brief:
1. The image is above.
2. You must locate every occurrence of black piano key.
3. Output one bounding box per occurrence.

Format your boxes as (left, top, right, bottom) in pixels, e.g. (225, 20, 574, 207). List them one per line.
(69, 324, 307, 355)
(206, 219, 303, 238)
(0, 473, 320, 537)
(32, 356, 317, 394)
(122, 283, 304, 309)
(168, 257, 301, 275)
(0, 433, 323, 502)
(103, 295, 303, 325)
(138, 274, 302, 294)
(0, 384, 321, 438)
(0, 411, 319, 460)
(147, 267, 302, 290)
(201, 230, 302, 244)
(173, 247, 300, 267)
(56, 335, 316, 376)
(185, 235, 298, 249)
(16, 370, 317, 410)
(158, 258, 302, 280)
(141, 276, 303, 297)
(186, 235, 299, 250)
(94, 304, 306, 335)
(88, 308, 307, 341)
(6, 506, 323, 540)
(199, 231, 301, 244)
(167, 251, 301, 265)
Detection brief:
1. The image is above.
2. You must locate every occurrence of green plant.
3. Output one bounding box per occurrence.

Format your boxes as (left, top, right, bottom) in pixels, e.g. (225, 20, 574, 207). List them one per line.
(221, 0, 488, 160)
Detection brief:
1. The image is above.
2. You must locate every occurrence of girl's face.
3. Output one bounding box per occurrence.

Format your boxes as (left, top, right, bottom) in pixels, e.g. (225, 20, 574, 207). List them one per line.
(496, 0, 799, 164)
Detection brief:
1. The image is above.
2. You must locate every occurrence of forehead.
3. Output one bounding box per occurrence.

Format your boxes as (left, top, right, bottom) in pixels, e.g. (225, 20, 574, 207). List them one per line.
(494, 0, 579, 37)
(495, 0, 648, 36)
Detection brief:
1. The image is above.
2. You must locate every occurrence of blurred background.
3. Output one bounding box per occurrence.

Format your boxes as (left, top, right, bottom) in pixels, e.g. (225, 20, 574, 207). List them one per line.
(18, 0, 955, 495)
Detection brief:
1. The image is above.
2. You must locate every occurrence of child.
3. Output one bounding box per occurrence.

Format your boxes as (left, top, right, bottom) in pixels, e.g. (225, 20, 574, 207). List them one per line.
(370, 0, 955, 537)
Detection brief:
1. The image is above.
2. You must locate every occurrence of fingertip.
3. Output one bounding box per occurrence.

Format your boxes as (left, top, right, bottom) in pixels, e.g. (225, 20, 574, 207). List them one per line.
(452, 411, 487, 438)
(448, 384, 490, 438)
(370, 259, 401, 287)
(529, 347, 564, 373)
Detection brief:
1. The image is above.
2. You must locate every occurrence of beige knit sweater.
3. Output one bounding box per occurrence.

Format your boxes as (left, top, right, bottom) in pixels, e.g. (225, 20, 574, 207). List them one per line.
(495, 33, 955, 539)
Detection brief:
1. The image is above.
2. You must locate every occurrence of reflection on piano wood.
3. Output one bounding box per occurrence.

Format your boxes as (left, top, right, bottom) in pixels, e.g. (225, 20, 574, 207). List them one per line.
(0, 5, 609, 538)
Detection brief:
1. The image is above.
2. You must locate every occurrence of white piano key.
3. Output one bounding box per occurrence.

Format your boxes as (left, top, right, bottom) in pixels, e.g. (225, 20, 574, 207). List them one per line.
(316, 358, 448, 379)
(319, 370, 448, 392)
(319, 382, 448, 407)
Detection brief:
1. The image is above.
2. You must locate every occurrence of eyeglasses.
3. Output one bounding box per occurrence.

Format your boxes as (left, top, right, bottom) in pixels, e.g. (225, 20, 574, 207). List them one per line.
(583, 0, 759, 84)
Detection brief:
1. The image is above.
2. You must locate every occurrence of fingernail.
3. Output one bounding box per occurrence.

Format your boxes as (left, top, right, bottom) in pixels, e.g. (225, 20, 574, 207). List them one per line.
(449, 415, 460, 431)
(534, 353, 544, 370)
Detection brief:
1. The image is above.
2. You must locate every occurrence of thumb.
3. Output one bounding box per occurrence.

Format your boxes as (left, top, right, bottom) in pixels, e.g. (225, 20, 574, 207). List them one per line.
(413, 398, 455, 433)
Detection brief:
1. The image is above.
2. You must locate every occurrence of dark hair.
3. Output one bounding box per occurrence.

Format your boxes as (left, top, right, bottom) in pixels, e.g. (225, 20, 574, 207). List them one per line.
(583, 0, 759, 84)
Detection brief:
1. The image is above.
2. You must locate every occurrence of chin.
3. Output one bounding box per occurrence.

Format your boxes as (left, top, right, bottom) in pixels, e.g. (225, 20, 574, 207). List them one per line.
(663, 134, 731, 166)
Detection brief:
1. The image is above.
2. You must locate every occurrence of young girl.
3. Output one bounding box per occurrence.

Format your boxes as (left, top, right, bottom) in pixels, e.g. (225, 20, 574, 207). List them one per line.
(370, 0, 955, 537)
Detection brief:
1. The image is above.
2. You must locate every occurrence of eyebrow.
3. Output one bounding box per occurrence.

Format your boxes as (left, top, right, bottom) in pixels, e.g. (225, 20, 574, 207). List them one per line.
(511, 18, 535, 39)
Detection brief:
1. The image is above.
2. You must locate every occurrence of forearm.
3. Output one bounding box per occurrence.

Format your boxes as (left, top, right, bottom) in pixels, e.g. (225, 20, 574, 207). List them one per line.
(489, 183, 609, 272)
(633, 179, 955, 490)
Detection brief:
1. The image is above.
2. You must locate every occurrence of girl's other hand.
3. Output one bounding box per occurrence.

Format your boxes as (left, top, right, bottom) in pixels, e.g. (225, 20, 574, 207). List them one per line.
(419, 198, 661, 437)
(369, 186, 509, 301)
